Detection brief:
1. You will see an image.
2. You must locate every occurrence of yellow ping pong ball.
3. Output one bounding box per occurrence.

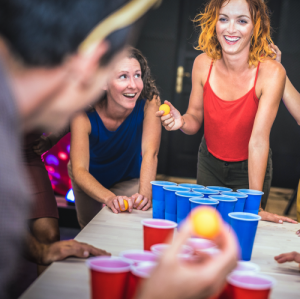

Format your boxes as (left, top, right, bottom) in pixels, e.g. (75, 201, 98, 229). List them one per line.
(118, 199, 129, 212)
(159, 104, 170, 116)
(190, 206, 222, 239)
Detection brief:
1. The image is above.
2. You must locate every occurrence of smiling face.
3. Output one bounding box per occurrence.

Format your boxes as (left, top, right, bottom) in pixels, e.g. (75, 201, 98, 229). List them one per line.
(105, 57, 143, 110)
(216, 0, 254, 57)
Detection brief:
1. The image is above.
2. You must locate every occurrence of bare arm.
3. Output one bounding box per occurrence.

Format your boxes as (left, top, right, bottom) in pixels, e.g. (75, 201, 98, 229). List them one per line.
(249, 61, 297, 224)
(133, 97, 162, 210)
(24, 232, 110, 265)
(156, 54, 208, 134)
(269, 44, 300, 125)
(70, 113, 130, 213)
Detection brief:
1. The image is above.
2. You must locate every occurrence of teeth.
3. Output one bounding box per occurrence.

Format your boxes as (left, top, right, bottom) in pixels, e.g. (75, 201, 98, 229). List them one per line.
(225, 36, 240, 42)
(124, 93, 135, 97)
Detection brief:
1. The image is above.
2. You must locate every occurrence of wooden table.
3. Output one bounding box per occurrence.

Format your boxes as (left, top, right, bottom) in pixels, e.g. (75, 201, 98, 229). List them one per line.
(20, 207, 300, 299)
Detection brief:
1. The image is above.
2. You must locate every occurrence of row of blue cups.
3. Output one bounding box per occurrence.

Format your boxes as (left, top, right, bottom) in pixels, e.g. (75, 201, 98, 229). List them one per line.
(151, 181, 264, 223)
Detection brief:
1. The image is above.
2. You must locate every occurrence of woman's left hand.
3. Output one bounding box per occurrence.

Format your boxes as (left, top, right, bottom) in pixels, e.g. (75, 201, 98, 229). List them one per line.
(269, 43, 282, 63)
(131, 193, 151, 211)
(259, 210, 298, 224)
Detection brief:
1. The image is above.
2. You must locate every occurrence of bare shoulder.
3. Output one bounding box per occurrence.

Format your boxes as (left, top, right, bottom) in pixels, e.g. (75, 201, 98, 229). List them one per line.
(71, 111, 91, 134)
(259, 58, 286, 79)
(193, 53, 212, 84)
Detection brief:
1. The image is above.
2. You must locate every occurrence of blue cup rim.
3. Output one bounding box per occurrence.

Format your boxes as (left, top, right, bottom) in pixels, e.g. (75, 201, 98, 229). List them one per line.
(179, 183, 205, 188)
(209, 195, 237, 202)
(189, 197, 219, 204)
(200, 189, 220, 194)
(192, 187, 206, 192)
(150, 181, 177, 186)
(175, 191, 204, 197)
(228, 212, 261, 221)
(163, 186, 190, 191)
(206, 186, 233, 191)
(237, 189, 264, 195)
(221, 191, 248, 198)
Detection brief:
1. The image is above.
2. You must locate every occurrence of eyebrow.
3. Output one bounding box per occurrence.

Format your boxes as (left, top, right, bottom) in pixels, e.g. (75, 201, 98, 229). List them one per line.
(219, 13, 251, 19)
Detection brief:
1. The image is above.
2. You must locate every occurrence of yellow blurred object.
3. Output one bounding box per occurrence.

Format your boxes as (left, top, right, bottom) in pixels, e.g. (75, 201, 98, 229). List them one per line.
(190, 206, 221, 239)
(119, 199, 129, 212)
(159, 104, 170, 116)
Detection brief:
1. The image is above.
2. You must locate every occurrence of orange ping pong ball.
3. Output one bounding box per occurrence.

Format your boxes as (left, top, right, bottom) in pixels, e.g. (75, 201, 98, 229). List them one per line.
(190, 206, 222, 239)
(119, 199, 129, 212)
(159, 104, 170, 116)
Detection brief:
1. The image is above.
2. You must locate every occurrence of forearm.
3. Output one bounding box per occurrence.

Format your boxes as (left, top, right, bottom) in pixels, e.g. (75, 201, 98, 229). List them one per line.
(282, 76, 300, 125)
(180, 113, 202, 135)
(139, 152, 158, 199)
(248, 141, 269, 193)
(74, 168, 115, 204)
(24, 232, 45, 265)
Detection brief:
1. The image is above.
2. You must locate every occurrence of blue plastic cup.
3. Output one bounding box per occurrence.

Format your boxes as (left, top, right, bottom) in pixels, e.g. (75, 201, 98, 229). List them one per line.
(189, 197, 219, 210)
(175, 191, 203, 224)
(178, 183, 205, 191)
(163, 186, 190, 222)
(209, 195, 237, 224)
(237, 189, 264, 214)
(150, 181, 177, 219)
(207, 186, 233, 192)
(200, 188, 220, 198)
(229, 212, 261, 261)
(192, 187, 206, 193)
(221, 191, 248, 212)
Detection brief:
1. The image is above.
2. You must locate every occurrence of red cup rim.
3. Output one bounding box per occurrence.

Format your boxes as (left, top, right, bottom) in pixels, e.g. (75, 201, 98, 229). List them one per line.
(130, 261, 157, 278)
(150, 243, 193, 256)
(141, 218, 178, 229)
(86, 256, 132, 273)
(119, 250, 157, 263)
(235, 261, 260, 273)
(227, 271, 276, 290)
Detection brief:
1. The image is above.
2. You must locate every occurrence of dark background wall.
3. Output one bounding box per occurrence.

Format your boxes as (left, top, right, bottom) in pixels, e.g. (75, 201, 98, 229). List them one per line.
(136, 0, 300, 188)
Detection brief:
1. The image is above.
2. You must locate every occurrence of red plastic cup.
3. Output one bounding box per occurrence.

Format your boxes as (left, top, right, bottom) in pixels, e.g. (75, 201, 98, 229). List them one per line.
(126, 261, 157, 299)
(141, 219, 177, 250)
(150, 243, 193, 256)
(119, 250, 157, 265)
(86, 256, 132, 299)
(226, 271, 276, 299)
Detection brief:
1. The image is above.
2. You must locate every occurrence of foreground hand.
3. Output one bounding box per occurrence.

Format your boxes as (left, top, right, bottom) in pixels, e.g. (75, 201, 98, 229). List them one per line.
(42, 239, 110, 265)
(137, 221, 238, 299)
(155, 100, 183, 131)
(32, 135, 52, 156)
(275, 251, 300, 264)
(131, 193, 151, 211)
(269, 43, 282, 63)
(259, 210, 298, 224)
(106, 195, 133, 214)
(297, 230, 300, 237)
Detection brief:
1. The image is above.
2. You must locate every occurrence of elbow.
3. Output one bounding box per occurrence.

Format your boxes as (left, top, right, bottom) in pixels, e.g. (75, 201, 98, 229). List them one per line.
(248, 139, 269, 153)
(143, 149, 159, 161)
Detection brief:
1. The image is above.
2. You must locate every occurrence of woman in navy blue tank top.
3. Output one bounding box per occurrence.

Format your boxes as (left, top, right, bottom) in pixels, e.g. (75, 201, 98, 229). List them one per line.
(69, 48, 161, 228)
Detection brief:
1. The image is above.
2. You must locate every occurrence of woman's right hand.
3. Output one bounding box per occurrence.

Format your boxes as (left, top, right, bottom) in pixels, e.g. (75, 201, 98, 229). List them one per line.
(155, 100, 184, 131)
(105, 195, 133, 214)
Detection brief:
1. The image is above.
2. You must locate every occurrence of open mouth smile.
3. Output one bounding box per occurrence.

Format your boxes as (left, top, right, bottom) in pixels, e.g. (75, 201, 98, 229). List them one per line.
(123, 93, 137, 99)
(224, 36, 241, 45)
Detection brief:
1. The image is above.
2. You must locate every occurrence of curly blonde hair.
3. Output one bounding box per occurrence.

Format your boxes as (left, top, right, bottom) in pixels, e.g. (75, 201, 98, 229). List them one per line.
(194, 0, 276, 66)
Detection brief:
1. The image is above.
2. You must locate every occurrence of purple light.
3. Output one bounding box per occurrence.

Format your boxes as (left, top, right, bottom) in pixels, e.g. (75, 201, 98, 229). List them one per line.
(45, 154, 59, 166)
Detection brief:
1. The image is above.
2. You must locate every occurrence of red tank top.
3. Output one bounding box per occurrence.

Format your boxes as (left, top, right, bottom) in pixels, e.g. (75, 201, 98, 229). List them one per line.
(203, 61, 260, 162)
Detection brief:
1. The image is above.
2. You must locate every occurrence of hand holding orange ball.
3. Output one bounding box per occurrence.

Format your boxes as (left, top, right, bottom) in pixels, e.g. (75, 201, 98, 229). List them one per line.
(118, 198, 129, 212)
(159, 104, 170, 116)
(190, 206, 222, 239)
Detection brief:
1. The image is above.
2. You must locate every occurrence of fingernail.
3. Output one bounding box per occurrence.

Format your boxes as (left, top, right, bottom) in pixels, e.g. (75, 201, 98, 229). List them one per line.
(279, 220, 283, 224)
(83, 251, 89, 257)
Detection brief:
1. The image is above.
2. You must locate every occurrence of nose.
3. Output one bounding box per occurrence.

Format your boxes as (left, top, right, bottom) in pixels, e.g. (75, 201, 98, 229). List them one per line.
(227, 20, 237, 34)
(128, 76, 137, 89)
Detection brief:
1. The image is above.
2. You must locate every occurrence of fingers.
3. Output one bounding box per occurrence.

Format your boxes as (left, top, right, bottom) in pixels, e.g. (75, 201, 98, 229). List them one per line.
(109, 198, 119, 214)
(279, 216, 298, 224)
(141, 199, 151, 211)
(274, 252, 297, 264)
(296, 230, 300, 236)
(133, 193, 144, 209)
(126, 196, 133, 212)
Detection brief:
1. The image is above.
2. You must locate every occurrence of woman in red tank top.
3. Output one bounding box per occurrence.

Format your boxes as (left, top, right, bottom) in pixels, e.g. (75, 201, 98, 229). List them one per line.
(157, 0, 297, 224)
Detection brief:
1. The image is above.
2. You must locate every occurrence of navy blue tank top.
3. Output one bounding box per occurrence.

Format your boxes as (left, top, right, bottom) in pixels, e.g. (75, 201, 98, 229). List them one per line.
(87, 99, 146, 189)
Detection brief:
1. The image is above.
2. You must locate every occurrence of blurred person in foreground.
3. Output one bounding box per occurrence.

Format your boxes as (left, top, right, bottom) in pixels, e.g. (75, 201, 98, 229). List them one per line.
(0, 0, 237, 298)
